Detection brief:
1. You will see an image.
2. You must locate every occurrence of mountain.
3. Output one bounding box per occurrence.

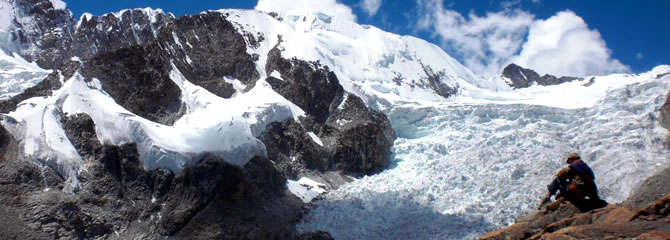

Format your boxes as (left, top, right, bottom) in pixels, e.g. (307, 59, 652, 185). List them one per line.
(501, 63, 582, 89)
(0, 0, 669, 239)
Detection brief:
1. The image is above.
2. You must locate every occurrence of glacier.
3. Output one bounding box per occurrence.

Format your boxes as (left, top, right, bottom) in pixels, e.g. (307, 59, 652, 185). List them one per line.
(298, 66, 670, 239)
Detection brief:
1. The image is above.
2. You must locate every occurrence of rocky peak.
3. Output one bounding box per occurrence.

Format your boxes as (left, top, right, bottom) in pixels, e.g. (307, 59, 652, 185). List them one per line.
(1, 0, 74, 68)
(502, 63, 581, 89)
(71, 8, 174, 61)
(162, 11, 260, 97)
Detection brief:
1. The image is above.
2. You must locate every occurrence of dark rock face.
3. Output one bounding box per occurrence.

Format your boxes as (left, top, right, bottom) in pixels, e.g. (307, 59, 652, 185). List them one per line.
(660, 92, 670, 131)
(72, 10, 259, 100)
(4, 2, 261, 115)
(421, 63, 458, 98)
(164, 12, 261, 97)
(266, 43, 344, 126)
(264, 42, 395, 178)
(5, 0, 74, 69)
(81, 44, 184, 125)
(70, 9, 174, 61)
(0, 125, 11, 156)
(502, 63, 581, 89)
(324, 95, 395, 176)
(61, 113, 100, 159)
(261, 119, 325, 179)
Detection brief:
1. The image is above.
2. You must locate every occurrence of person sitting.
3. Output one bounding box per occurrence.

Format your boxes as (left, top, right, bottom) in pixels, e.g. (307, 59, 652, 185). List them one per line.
(539, 153, 607, 212)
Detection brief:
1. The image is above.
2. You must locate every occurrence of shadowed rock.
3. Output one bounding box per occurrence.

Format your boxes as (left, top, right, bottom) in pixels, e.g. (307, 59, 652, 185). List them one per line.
(81, 44, 184, 125)
(324, 94, 395, 176)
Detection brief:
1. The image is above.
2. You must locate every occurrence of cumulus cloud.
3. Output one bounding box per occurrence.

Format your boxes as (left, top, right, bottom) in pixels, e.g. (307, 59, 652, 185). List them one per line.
(417, 1, 629, 77)
(512, 11, 630, 77)
(255, 0, 357, 22)
(417, 0, 534, 75)
(361, 0, 383, 16)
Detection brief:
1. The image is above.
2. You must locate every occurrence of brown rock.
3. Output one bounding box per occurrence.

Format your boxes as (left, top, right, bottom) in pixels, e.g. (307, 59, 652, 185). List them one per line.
(481, 194, 670, 240)
(636, 231, 670, 240)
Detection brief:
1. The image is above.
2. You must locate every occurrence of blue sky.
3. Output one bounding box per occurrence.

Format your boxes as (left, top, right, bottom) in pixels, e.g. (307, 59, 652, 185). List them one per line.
(65, 0, 668, 76)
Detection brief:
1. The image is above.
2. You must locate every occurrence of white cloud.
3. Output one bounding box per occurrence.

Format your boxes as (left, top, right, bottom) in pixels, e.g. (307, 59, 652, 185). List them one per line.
(417, 0, 534, 75)
(361, 0, 382, 16)
(255, 0, 357, 22)
(417, 1, 629, 77)
(512, 11, 630, 77)
(636, 52, 644, 60)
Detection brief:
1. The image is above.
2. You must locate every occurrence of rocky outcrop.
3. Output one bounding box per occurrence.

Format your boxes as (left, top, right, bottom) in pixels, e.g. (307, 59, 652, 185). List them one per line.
(0, 113, 333, 239)
(480, 171, 670, 240)
(323, 94, 395, 176)
(261, 119, 325, 179)
(624, 167, 670, 209)
(81, 44, 184, 125)
(480, 196, 670, 240)
(70, 9, 173, 61)
(164, 12, 261, 97)
(421, 62, 458, 98)
(263, 41, 395, 178)
(3, 0, 74, 69)
(660, 92, 670, 132)
(502, 63, 581, 89)
(265, 42, 344, 126)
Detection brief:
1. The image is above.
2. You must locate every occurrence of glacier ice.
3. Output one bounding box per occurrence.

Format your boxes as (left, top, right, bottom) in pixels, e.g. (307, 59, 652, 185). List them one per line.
(298, 68, 670, 239)
(0, 51, 51, 100)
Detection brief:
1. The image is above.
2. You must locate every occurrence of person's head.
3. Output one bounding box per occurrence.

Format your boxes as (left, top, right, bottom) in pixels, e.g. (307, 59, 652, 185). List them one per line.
(566, 153, 580, 164)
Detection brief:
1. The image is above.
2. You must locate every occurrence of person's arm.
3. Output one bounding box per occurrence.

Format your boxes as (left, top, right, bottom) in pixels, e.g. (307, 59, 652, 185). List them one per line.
(547, 177, 561, 197)
(539, 177, 560, 209)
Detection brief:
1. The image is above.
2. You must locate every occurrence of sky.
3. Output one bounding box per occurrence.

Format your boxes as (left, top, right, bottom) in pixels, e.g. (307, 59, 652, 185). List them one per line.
(64, 0, 669, 77)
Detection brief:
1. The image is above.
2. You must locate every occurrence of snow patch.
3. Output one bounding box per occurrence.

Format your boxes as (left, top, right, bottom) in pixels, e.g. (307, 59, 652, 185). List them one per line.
(306, 131, 323, 146)
(269, 70, 283, 80)
(49, 0, 66, 10)
(288, 177, 328, 203)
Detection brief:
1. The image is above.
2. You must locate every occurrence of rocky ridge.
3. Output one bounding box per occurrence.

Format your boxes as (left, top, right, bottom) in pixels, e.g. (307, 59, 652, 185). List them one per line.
(502, 63, 582, 89)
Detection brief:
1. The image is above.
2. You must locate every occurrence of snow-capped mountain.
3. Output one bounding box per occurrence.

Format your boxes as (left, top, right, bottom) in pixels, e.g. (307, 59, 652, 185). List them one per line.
(0, 0, 668, 239)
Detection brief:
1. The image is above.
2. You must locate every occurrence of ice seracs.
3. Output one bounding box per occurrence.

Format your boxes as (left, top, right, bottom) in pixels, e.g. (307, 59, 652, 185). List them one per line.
(0, 51, 52, 100)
